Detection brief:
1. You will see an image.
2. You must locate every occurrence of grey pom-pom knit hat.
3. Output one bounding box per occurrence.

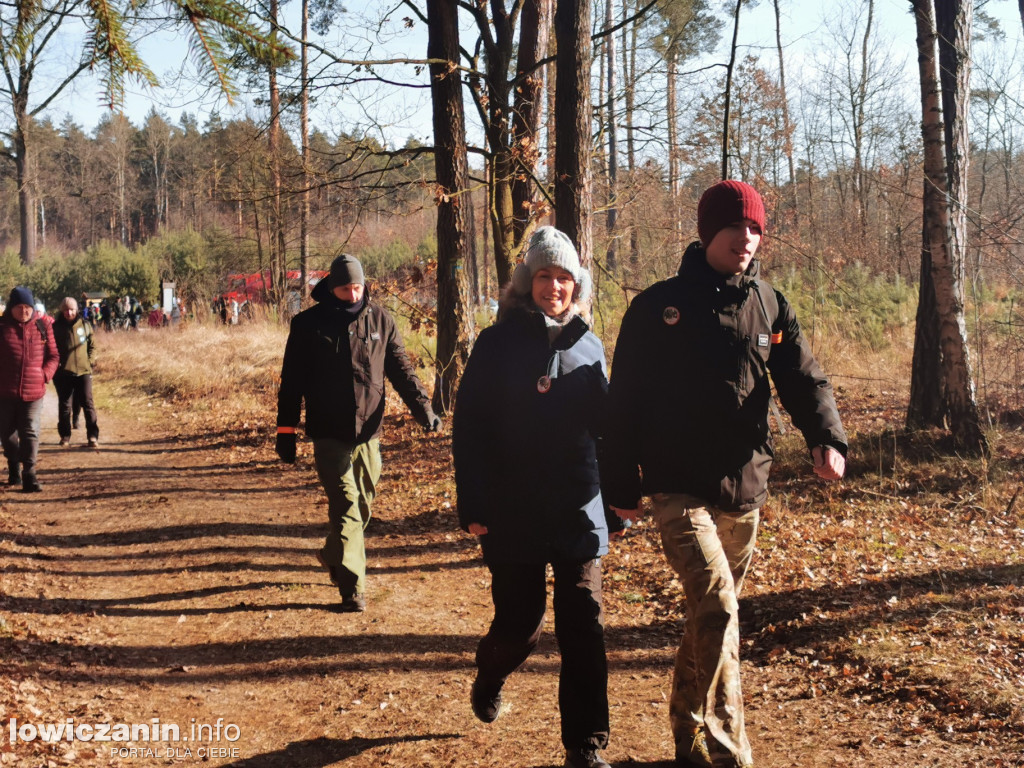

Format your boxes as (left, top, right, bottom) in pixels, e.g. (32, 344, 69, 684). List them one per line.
(511, 226, 592, 303)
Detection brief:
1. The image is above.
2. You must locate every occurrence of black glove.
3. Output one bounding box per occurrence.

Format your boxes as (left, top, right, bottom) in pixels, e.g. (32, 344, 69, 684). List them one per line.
(275, 432, 296, 463)
(426, 415, 443, 433)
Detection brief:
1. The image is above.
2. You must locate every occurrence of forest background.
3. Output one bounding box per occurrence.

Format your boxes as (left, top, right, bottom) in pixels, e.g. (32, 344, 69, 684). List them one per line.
(1, 0, 1023, 424)
(2, 2, 1024, 764)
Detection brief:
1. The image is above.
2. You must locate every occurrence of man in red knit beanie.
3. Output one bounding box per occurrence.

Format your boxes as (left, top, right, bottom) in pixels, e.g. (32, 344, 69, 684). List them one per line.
(602, 180, 847, 767)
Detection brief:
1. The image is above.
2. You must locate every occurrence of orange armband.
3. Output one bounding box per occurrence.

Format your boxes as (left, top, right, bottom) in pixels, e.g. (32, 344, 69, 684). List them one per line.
(276, 426, 296, 434)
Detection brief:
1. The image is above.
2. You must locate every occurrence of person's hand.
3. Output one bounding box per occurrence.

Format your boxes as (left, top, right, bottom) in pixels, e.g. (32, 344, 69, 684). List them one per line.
(611, 506, 642, 523)
(426, 415, 443, 433)
(812, 445, 845, 480)
(468, 522, 488, 536)
(275, 432, 296, 463)
(609, 518, 632, 540)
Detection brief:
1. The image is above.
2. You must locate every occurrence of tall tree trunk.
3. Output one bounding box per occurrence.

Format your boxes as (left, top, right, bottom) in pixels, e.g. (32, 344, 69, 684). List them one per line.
(936, 0, 970, 292)
(269, 0, 286, 313)
(300, 0, 311, 302)
(427, 0, 474, 414)
(907, 0, 987, 455)
(546, 52, 557, 224)
(554, 0, 593, 265)
(852, 0, 873, 240)
(14, 123, 36, 265)
(666, 48, 681, 251)
(721, 0, 743, 179)
(624, 0, 639, 266)
(773, 0, 798, 228)
(511, 0, 550, 248)
(604, 0, 618, 272)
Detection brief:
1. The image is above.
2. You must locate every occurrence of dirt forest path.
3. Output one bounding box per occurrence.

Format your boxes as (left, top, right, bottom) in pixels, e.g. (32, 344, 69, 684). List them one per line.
(2, 386, 1021, 767)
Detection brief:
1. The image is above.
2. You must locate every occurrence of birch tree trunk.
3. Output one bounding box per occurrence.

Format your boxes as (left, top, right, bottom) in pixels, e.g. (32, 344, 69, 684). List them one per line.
(907, 0, 987, 455)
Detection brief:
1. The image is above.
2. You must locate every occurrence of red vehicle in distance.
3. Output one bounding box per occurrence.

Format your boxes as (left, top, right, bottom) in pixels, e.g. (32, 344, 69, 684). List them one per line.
(220, 269, 328, 321)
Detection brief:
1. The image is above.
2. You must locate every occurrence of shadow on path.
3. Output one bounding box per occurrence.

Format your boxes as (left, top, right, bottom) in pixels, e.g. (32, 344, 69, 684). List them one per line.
(223, 734, 462, 767)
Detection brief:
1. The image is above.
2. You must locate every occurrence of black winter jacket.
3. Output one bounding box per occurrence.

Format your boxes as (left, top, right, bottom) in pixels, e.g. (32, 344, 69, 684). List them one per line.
(601, 242, 847, 512)
(277, 280, 435, 442)
(453, 302, 620, 564)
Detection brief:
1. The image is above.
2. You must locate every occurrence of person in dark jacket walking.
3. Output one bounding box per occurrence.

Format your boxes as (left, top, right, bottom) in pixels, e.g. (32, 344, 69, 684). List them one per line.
(53, 297, 100, 448)
(0, 287, 59, 492)
(453, 227, 622, 768)
(276, 254, 441, 612)
(601, 181, 847, 768)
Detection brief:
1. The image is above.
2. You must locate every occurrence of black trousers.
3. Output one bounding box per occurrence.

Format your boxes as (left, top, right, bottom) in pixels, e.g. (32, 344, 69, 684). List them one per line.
(476, 558, 609, 751)
(54, 373, 99, 440)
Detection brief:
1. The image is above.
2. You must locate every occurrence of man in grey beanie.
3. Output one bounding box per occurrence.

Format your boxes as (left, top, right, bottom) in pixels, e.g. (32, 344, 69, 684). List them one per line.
(276, 254, 441, 612)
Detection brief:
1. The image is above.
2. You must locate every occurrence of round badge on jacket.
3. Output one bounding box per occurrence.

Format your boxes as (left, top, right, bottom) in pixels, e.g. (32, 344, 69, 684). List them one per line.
(537, 375, 552, 393)
(663, 306, 680, 325)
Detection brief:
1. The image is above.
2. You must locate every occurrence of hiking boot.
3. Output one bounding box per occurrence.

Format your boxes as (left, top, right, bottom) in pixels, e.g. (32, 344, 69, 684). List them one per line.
(675, 730, 712, 768)
(337, 593, 366, 613)
(87, 437, 99, 449)
(21, 473, 42, 493)
(470, 677, 503, 723)
(4, 463, 19, 487)
(565, 747, 611, 768)
(59, 436, 71, 447)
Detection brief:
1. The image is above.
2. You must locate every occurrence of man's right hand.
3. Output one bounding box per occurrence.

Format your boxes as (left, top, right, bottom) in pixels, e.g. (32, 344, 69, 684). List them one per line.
(275, 432, 296, 463)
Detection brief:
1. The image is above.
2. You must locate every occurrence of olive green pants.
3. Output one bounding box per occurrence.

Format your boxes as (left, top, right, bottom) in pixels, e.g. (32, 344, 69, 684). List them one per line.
(312, 438, 382, 597)
(651, 493, 758, 768)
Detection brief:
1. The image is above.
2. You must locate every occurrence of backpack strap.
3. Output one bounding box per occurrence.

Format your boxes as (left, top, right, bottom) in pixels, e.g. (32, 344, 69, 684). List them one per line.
(34, 318, 48, 343)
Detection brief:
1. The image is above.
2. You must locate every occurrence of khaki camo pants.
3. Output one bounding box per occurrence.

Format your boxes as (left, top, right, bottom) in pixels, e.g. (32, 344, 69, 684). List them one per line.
(651, 493, 758, 768)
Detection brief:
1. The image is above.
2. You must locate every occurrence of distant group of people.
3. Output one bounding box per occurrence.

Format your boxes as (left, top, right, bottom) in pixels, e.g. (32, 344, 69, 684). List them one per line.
(0, 289, 102, 494)
(274, 181, 847, 768)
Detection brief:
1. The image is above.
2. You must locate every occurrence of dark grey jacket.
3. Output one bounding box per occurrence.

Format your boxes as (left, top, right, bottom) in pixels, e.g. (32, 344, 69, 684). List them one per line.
(601, 242, 847, 511)
(277, 280, 435, 442)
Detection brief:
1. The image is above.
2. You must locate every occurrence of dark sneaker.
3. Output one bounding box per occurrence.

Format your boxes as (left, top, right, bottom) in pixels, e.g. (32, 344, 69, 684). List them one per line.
(470, 677, 503, 723)
(21, 474, 42, 493)
(4, 464, 20, 487)
(565, 747, 611, 768)
(87, 437, 99, 449)
(59, 437, 70, 447)
(675, 729, 714, 768)
(337, 593, 366, 613)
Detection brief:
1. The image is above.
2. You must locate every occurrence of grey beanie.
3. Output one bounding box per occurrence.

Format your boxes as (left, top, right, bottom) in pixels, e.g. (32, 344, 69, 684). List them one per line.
(328, 253, 365, 288)
(511, 226, 591, 303)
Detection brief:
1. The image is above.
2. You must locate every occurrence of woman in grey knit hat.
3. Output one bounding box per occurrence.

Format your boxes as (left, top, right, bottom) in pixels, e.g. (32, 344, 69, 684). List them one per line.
(453, 226, 622, 768)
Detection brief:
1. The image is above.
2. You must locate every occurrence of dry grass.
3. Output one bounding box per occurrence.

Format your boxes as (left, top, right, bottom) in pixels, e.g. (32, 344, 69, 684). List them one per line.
(93, 322, 287, 419)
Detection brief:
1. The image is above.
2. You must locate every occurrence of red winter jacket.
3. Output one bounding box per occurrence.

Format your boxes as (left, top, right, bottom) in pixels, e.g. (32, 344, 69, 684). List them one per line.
(0, 311, 59, 401)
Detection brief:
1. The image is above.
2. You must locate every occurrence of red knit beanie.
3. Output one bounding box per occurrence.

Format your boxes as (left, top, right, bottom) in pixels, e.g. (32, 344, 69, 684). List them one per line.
(697, 180, 766, 246)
